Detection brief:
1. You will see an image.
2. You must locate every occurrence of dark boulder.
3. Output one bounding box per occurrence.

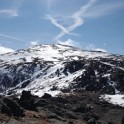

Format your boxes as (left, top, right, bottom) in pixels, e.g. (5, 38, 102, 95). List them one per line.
(19, 90, 33, 101)
(42, 93, 52, 99)
(2, 98, 24, 116)
(121, 115, 124, 124)
(19, 90, 38, 110)
(1, 103, 13, 116)
(19, 98, 36, 110)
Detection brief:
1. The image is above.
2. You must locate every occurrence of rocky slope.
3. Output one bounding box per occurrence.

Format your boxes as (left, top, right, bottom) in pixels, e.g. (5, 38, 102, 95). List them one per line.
(0, 91, 124, 124)
(0, 44, 124, 105)
(0, 44, 124, 124)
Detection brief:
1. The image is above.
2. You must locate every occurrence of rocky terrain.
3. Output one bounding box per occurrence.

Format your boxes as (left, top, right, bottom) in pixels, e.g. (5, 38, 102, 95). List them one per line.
(0, 44, 124, 123)
(0, 90, 124, 124)
(0, 44, 123, 96)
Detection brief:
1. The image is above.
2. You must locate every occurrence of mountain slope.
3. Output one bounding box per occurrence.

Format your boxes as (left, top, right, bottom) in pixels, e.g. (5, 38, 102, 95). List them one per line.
(0, 44, 124, 106)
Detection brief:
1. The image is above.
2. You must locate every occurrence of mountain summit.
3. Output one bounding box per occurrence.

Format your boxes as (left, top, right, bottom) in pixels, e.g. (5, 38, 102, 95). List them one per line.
(0, 44, 124, 106)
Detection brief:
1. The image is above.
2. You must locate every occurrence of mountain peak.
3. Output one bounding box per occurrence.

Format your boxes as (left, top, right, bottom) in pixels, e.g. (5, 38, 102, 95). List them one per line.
(0, 44, 111, 65)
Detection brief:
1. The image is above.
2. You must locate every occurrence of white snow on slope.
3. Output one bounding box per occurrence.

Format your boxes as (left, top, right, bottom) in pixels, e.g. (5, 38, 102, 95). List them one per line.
(100, 94, 124, 107)
(0, 44, 110, 65)
(0, 46, 14, 54)
(13, 62, 85, 97)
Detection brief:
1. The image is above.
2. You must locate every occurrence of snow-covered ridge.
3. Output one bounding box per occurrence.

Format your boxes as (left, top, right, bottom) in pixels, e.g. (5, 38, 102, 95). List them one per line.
(0, 44, 111, 65)
(0, 44, 124, 107)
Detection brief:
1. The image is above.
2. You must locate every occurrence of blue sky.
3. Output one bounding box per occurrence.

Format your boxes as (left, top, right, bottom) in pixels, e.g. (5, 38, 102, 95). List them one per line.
(0, 0, 124, 54)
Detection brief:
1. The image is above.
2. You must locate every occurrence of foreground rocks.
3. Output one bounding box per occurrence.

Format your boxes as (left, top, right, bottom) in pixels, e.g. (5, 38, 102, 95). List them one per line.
(0, 90, 124, 124)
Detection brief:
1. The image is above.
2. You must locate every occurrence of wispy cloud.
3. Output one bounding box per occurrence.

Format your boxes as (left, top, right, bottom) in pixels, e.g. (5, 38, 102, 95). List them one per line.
(85, 43, 107, 52)
(0, 0, 24, 17)
(0, 9, 18, 17)
(85, 43, 95, 50)
(57, 39, 79, 47)
(47, 0, 57, 8)
(46, 0, 62, 9)
(30, 41, 39, 46)
(0, 33, 25, 42)
(83, 1, 124, 18)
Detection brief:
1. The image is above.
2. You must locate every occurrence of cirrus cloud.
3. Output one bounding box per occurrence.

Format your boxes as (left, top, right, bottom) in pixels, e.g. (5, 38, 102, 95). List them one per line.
(0, 9, 18, 17)
(30, 41, 39, 46)
(57, 39, 79, 47)
(85, 43, 107, 52)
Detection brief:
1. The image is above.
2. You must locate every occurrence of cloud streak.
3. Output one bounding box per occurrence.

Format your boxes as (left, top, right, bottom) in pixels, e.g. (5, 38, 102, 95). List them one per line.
(83, 1, 124, 18)
(57, 39, 79, 47)
(85, 43, 107, 52)
(0, 9, 18, 17)
(47, 0, 60, 9)
(0, 33, 26, 42)
(45, 15, 70, 34)
(0, 0, 24, 17)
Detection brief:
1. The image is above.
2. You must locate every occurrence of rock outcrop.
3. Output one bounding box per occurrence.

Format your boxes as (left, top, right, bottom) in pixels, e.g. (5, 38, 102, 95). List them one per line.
(0, 91, 124, 124)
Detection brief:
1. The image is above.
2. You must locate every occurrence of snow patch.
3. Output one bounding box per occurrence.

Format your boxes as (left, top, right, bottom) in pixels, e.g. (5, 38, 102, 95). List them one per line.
(94, 48, 107, 52)
(0, 46, 14, 54)
(100, 94, 124, 107)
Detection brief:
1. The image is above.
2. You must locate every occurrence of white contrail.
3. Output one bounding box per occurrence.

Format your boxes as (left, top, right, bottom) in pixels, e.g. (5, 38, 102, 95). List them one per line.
(55, 0, 124, 40)
(54, 0, 97, 40)
(68, 0, 97, 31)
(46, 15, 70, 34)
(45, 15, 77, 37)
(0, 33, 26, 42)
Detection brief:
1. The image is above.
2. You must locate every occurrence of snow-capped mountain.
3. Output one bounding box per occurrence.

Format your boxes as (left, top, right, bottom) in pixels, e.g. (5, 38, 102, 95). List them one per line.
(0, 44, 124, 106)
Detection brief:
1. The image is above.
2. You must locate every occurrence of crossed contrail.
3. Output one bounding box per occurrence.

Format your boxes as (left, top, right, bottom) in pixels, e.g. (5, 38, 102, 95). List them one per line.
(46, 0, 97, 41)
(45, 15, 77, 36)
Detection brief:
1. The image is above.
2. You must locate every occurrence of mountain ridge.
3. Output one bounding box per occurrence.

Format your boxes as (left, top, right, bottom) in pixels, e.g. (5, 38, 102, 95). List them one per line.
(0, 43, 124, 107)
